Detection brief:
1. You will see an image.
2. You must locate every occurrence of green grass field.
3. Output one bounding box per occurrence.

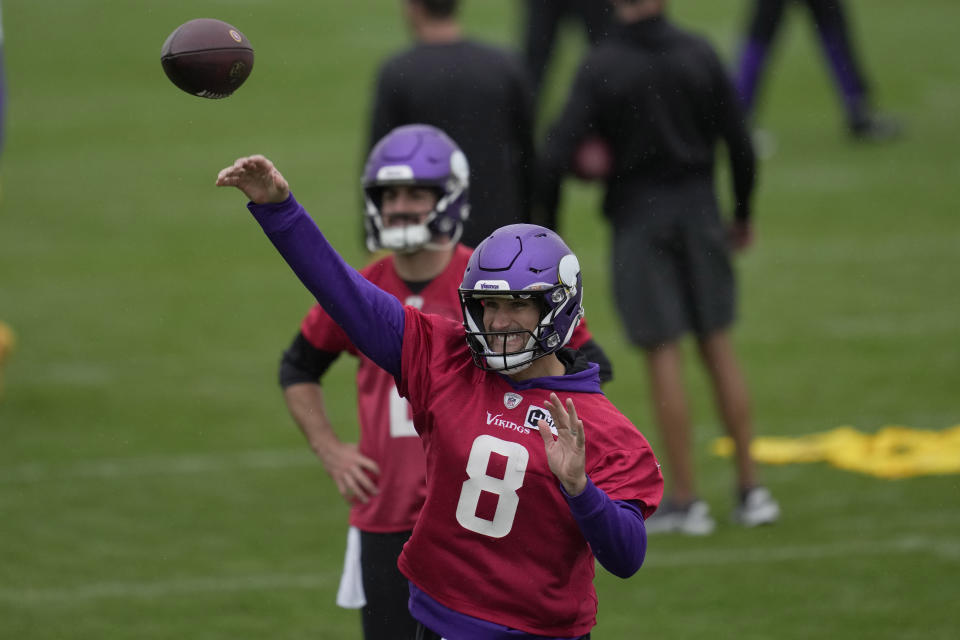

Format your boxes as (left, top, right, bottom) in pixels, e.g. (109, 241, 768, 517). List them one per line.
(2, 1, 958, 638)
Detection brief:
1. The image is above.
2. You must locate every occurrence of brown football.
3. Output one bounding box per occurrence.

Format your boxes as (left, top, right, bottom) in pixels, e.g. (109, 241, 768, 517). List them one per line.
(161, 18, 254, 99)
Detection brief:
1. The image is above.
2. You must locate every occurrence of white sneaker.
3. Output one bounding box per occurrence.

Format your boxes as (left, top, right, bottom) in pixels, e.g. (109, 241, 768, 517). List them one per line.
(645, 499, 716, 536)
(733, 487, 780, 527)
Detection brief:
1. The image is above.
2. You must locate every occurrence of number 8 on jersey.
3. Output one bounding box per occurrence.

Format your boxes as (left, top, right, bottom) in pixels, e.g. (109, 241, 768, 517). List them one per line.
(455, 435, 529, 538)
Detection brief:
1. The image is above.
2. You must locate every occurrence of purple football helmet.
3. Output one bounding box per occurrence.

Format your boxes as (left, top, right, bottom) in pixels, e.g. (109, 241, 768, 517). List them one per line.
(362, 124, 470, 253)
(459, 224, 584, 373)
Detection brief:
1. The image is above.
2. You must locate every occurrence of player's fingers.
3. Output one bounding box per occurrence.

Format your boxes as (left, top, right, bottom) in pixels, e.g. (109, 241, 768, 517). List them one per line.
(358, 457, 381, 476)
(231, 158, 256, 179)
(537, 418, 555, 445)
(339, 478, 368, 505)
(543, 398, 557, 419)
(549, 392, 568, 422)
(247, 155, 274, 176)
(543, 393, 563, 422)
(352, 484, 376, 504)
(216, 165, 238, 182)
(352, 467, 379, 496)
(547, 393, 578, 441)
(567, 398, 583, 442)
(349, 487, 371, 504)
(342, 476, 369, 504)
(563, 399, 581, 443)
(333, 477, 352, 502)
(563, 398, 587, 448)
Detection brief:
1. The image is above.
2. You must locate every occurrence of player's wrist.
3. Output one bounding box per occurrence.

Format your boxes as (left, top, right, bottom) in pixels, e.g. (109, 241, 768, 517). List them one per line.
(562, 473, 588, 497)
(310, 435, 343, 461)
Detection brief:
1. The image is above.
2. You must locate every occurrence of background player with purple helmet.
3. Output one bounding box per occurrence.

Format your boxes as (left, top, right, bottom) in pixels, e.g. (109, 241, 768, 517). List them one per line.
(361, 124, 470, 254)
(277, 124, 611, 639)
(218, 153, 662, 639)
(368, 0, 536, 248)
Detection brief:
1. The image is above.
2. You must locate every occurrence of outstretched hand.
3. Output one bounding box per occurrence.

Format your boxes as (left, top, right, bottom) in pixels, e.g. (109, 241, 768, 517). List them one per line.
(537, 392, 587, 496)
(215, 154, 290, 204)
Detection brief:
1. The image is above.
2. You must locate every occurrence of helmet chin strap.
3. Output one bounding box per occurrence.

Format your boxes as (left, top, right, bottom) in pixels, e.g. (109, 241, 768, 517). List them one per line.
(373, 196, 464, 253)
(379, 224, 431, 252)
(380, 223, 462, 254)
(484, 352, 534, 374)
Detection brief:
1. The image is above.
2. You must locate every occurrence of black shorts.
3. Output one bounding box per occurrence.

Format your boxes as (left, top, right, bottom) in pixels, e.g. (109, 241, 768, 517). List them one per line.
(610, 183, 736, 348)
(360, 529, 416, 640)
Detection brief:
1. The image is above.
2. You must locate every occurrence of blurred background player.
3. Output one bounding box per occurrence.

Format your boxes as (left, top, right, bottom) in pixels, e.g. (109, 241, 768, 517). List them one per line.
(520, 0, 613, 104)
(368, 0, 535, 247)
(535, 0, 779, 534)
(217, 151, 662, 637)
(734, 0, 901, 141)
(278, 124, 610, 639)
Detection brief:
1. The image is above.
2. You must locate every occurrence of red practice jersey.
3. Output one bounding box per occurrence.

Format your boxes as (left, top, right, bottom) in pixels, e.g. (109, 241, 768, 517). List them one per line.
(396, 310, 662, 636)
(300, 245, 599, 534)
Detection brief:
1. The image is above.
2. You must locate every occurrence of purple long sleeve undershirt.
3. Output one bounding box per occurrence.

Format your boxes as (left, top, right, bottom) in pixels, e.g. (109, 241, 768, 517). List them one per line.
(563, 477, 647, 578)
(249, 194, 406, 379)
(248, 194, 647, 584)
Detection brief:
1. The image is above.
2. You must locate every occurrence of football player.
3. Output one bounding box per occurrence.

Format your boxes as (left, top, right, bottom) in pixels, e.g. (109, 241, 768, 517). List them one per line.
(276, 124, 611, 640)
(369, 0, 536, 247)
(536, 0, 780, 535)
(735, 0, 901, 140)
(217, 152, 662, 639)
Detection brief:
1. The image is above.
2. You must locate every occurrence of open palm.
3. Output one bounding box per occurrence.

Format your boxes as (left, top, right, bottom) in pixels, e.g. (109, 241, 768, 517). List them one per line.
(538, 393, 587, 496)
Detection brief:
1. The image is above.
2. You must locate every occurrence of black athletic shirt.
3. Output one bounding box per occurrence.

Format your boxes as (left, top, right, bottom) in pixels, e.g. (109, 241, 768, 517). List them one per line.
(536, 16, 756, 228)
(369, 40, 536, 248)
